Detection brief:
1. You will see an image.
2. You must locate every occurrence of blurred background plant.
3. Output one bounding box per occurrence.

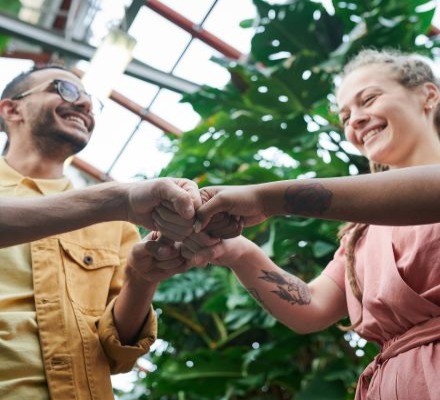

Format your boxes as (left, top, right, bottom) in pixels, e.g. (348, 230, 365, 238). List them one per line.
(120, 0, 440, 398)
(0, 0, 20, 53)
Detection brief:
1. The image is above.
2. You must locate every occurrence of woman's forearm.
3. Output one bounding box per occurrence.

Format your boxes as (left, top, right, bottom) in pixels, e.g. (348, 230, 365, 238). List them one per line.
(224, 239, 346, 333)
(262, 165, 440, 225)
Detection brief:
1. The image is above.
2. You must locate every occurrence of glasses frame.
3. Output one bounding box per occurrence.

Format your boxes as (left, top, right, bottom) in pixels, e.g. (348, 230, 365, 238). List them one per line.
(11, 79, 104, 115)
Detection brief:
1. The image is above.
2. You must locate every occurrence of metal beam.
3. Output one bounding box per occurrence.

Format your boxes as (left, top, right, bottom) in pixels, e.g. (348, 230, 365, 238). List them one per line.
(71, 66, 183, 135)
(70, 156, 113, 182)
(0, 11, 200, 94)
(125, 0, 146, 28)
(145, 0, 244, 60)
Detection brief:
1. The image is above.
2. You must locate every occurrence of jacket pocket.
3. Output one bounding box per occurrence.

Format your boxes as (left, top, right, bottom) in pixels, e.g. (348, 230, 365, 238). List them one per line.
(60, 239, 119, 314)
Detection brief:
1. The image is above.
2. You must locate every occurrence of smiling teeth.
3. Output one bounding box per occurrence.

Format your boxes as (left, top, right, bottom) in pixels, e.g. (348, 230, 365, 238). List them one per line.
(66, 116, 86, 128)
(363, 128, 381, 143)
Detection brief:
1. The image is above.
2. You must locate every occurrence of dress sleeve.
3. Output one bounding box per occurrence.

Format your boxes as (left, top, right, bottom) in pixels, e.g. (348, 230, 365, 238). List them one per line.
(321, 240, 346, 292)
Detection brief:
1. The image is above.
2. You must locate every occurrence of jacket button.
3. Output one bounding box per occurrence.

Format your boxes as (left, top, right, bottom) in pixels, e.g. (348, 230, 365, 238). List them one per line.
(83, 255, 93, 265)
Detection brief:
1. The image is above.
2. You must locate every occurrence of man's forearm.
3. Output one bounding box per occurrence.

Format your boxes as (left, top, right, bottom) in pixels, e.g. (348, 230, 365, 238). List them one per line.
(262, 165, 440, 225)
(0, 182, 127, 247)
(113, 269, 157, 346)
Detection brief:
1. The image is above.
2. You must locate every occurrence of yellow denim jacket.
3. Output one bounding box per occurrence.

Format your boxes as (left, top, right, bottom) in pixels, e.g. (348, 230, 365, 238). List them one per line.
(36, 225, 157, 399)
(0, 158, 157, 399)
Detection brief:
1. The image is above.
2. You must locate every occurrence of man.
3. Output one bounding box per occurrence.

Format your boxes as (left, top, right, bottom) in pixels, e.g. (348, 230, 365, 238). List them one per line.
(0, 65, 199, 399)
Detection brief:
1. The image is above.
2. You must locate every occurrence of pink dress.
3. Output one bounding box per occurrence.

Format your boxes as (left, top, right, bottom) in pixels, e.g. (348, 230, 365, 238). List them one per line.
(323, 224, 440, 400)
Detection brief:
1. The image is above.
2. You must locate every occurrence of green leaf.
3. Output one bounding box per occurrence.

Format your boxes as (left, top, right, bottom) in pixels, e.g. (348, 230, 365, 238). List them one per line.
(296, 373, 346, 400)
(312, 240, 336, 258)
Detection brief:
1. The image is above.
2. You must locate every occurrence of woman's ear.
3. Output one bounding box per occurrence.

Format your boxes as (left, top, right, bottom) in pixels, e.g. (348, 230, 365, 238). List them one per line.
(422, 82, 440, 110)
(0, 98, 23, 124)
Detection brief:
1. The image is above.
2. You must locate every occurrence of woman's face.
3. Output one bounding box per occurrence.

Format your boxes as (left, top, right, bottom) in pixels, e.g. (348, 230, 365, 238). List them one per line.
(337, 64, 438, 168)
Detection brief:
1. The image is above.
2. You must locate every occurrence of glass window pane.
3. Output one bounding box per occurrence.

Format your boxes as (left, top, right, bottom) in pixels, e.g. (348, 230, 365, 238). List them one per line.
(0, 58, 34, 93)
(77, 101, 141, 172)
(129, 7, 191, 72)
(203, 0, 256, 54)
(87, 0, 132, 46)
(150, 89, 200, 132)
(173, 39, 230, 87)
(110, 122, 174, 181)
(114, 73, 160, 107)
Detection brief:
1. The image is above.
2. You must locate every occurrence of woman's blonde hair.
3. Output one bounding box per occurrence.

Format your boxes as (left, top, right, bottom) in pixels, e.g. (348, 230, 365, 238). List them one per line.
(337, 48, 440, 330)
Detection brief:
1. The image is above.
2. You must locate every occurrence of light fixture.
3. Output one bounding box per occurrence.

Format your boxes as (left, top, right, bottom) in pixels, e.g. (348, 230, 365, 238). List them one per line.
(81, 27, 137, 100)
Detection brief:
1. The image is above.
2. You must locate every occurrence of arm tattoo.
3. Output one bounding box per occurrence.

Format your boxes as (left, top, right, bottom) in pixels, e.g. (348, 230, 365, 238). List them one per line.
(259, 270, 311, 305)
(284, 183, 332, 216)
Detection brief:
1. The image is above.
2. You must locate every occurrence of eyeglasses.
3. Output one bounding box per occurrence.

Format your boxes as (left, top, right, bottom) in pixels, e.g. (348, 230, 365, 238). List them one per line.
(11, 79, 104, 115)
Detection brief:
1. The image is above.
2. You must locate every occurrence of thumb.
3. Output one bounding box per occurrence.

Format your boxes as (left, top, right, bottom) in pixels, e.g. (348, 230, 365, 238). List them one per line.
(162, 185, 197, 220)
(194, 198, 223, 233)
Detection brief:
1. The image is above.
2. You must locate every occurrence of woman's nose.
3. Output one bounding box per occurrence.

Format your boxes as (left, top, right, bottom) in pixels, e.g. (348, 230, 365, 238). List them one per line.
(349, 109, 370, 129)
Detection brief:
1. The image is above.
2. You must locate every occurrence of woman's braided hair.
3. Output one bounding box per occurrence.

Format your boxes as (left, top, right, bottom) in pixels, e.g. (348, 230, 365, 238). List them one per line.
(336, 48, 440, 330)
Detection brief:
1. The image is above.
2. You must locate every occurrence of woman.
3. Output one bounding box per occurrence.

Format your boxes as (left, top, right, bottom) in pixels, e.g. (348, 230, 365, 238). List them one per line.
(152, 48, 440, 399)
(322, 48, 440, 398)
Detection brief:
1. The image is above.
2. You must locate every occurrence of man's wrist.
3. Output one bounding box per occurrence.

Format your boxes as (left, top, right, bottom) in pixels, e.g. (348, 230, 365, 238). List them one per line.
(124, 263, 158, 289)
(94, 182, 131, 222)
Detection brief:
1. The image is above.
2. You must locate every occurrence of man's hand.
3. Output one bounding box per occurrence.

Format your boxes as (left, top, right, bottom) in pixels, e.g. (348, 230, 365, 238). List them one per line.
(181, 231, 252, 268)
(202, 212, 243, 239)
(125, 231, 191, 285)
(194, 185, 268, 234)
(127, 178, 201, 241)
(151, 186, 244, 241)
(180, 231, 223, 267)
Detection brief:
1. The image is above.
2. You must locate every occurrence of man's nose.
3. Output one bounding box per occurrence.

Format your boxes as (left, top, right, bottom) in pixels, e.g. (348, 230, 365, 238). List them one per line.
(73, 92, 93, 114)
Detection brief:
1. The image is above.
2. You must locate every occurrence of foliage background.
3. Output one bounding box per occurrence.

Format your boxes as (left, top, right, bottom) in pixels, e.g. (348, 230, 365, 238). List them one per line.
(0, 0, 20, 53)
(119, 0, 439, 399)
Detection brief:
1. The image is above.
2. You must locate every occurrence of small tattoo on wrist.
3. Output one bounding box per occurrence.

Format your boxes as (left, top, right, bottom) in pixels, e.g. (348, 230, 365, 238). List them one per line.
(284, 183, 332, 216)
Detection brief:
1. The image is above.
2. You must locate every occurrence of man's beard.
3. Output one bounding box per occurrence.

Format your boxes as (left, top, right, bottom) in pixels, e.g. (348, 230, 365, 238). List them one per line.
(30, 108, 90, 159)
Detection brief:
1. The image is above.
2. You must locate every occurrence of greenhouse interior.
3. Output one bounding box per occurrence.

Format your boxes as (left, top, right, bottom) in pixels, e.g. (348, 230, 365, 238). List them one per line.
(0, 0, 439, 399)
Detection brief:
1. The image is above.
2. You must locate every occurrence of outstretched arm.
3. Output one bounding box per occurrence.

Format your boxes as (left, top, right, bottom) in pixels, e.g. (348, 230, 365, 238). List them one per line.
(0, 177, 201, 248)
(195, 165, 440, 232)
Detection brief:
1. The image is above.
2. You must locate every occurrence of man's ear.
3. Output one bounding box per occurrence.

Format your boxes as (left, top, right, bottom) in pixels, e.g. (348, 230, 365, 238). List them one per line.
(0, 98, 23, 124)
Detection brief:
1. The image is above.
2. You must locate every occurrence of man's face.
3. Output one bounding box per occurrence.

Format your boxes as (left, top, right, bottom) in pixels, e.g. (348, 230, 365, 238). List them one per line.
(18, 68, 96, 158)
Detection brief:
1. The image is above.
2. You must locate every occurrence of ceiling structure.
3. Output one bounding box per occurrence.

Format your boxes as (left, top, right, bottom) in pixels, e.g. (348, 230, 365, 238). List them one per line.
(0, 0, 256, 184)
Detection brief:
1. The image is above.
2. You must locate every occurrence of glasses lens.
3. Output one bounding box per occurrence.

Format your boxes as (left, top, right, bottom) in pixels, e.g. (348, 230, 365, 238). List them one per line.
(89, 95, 103, 115)
(56, 80, 103, 114)
(57, 80, 80, 102)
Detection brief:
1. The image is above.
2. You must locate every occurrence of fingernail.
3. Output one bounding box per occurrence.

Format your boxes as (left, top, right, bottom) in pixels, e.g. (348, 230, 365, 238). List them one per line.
(157, 246, 171, 257)
(186, 205, 194, 217)
(194, 220, 201, 233)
